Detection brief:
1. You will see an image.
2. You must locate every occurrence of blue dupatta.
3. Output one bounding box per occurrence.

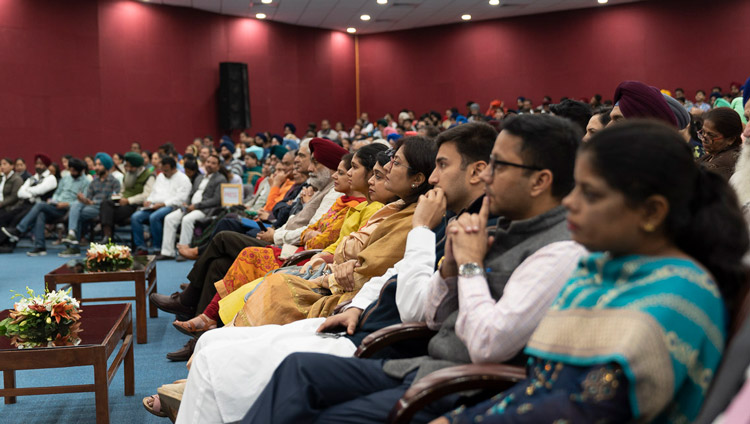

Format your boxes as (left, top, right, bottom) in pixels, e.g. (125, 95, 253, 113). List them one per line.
(525, 253, 726, 423)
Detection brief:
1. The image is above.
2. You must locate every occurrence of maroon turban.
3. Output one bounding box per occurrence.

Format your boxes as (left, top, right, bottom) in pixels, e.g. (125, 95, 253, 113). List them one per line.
(34, 153, 51, 167)
(309, 138, 348, 171)
(613, 81, 678, 127)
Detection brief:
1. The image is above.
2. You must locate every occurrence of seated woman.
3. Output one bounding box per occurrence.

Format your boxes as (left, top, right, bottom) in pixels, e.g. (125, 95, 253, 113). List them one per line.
(173, 144, 390, 334)
(228, 137, 436, 328)
(436, 120, 748, 423)
(697, 107, 743, 181)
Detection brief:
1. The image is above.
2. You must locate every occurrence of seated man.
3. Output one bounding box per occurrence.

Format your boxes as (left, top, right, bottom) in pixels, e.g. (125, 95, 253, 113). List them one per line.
(131, 156, 192, 255)
(0, 153, 56, 228)
(1, 158, 88, 256)
(98, 151, 154, 242)
(59, 153, 120, 256)
(242, 114, 585, 424)
(0, 157, 23, 221)
(159, 154, 227, 260)
(219, 137, 243, 182)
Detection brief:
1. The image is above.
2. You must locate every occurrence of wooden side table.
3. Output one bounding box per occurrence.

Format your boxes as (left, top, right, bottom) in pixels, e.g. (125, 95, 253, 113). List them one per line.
(44, 255, 158, 344)
(0, 303, 134, 424)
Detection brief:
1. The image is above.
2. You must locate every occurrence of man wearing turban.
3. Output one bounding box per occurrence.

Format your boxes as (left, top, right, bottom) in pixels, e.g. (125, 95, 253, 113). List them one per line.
(98, 151, 155, 242)
(610, 80, 679, 127)
(59, 152, 121, 256)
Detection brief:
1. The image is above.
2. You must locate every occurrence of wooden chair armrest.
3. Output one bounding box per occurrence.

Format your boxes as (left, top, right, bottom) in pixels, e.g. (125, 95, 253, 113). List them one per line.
(281, 249, 323, 267)
(388, 363, 527, 424)
(355, 322, 436, 358)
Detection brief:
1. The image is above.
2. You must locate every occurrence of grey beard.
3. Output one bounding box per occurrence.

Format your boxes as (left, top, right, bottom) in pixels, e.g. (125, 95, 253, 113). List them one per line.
(123, 170, 139, 188)
(308, 168, 332, 191)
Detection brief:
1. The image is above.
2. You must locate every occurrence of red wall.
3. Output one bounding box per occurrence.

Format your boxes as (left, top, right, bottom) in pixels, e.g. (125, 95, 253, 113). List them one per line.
(0, 0, 355, 162)
(357, 0, 750, 119)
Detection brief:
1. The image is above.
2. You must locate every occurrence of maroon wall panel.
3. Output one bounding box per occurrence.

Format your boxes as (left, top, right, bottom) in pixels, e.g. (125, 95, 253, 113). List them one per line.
(0, 0, 355, 162)
(357, 0, 750, 119)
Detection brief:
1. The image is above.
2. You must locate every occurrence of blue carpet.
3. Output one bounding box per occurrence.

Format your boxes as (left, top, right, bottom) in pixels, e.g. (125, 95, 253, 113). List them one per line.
(0, 242, 194, 423)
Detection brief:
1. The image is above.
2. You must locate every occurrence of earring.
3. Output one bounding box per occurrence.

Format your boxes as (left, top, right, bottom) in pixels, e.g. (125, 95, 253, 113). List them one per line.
(411, 183, 417, 188)
(643, 223, 655, 232)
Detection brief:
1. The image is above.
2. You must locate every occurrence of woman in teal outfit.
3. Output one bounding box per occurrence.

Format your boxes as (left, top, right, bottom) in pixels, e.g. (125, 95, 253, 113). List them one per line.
(437, 120, 749, 424)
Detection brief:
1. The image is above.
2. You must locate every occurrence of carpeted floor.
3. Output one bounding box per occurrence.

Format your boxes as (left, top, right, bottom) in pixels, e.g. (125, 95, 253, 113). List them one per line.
(0, 241, 195, 423)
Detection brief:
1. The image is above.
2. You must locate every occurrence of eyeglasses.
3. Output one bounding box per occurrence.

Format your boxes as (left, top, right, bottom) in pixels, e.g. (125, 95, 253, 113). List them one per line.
(386, 148, 413, 171)
(697, 129, 723, 142)
(488, 156, 542, 178)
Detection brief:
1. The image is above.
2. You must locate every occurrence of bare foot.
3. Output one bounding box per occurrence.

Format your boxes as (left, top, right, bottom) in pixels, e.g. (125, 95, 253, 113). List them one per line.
(177, 244, 199, 260)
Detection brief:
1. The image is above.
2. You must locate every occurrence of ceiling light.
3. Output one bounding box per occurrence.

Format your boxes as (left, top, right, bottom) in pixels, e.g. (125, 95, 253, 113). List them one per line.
(489, 0, 500, 5)
(256, 12, 267, 19)
(360, 14, 371, 21)
(377, 0, 388, 4)
(346, 27, 357, 33)
(461, 14, 472, 20)
(598, 0, 608, 3)
(261, 0, 272, 3)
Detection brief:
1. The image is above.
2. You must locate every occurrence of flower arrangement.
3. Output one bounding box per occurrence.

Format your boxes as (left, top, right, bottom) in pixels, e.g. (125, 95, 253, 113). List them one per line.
(0, 287, 82, 349)
(85, 241, 133, 272)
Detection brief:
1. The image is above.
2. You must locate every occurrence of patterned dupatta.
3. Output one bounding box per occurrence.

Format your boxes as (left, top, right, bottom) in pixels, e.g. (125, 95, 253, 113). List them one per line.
(525, 253, 727, 423)
(300, 195, 367, 249)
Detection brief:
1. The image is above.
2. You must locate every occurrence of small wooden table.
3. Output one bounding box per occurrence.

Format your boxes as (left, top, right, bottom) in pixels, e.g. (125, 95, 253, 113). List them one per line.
(45, 255, 158, 344)
(0, 303, 134, 424)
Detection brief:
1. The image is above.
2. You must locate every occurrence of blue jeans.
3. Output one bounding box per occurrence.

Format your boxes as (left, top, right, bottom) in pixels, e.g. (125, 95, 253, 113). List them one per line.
(17, 202, 67, 248)
(131, 206, 173, 251)
(68, 201, 100, 239)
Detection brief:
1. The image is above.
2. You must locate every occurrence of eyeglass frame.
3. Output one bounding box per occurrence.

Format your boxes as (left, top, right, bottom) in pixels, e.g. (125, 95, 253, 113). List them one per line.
(697, 128, 723, 143)
(487, 156, 542, 178)
(385, 148, 413, 171)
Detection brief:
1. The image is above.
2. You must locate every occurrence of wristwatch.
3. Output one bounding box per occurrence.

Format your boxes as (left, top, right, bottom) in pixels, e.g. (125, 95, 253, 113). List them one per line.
(458, 262, 484, 278)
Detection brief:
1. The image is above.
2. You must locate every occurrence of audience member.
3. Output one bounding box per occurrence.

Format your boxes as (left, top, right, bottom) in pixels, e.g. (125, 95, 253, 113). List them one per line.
(59, 152, 121, 256)
(2, 154, 57, 228)
(98, 152, 155, 242)
(698, 107, 743, 180)
(160, 154, 227, 260)
(131, 156, 192, 255)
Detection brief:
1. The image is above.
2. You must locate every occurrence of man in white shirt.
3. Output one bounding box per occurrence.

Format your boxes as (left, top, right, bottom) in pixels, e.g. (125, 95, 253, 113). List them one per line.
(317, 119, 339, 141)
(159, 154, 227, 259)
(131, 157, 191, 255)
(1, 154, 57, 227)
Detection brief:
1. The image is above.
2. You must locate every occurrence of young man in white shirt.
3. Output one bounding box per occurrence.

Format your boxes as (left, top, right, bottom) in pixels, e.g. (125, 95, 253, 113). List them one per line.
(131, 156, 192, 255)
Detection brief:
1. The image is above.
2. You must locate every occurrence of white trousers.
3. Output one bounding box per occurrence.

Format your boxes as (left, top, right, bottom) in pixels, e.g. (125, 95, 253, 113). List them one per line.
(175, 318, 357, 424)
(161, 209, 205, 257)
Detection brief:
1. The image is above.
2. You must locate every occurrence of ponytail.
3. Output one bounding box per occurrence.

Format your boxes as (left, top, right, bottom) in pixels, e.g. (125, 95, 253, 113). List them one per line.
(675, 167, 749, 313)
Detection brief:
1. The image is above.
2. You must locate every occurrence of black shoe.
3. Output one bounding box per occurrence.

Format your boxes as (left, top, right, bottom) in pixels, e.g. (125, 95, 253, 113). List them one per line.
(175, 255, 188, 262)
(149, 292, 196, 317)
(0, 245, 13, 254)
(166, 339, 196, 362)
(27, 248, 47, 256)
(155, 254, 174, 261)
(1, 226, 20, 243)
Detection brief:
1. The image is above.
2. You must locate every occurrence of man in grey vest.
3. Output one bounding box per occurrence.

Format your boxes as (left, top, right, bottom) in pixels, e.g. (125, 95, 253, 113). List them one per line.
(243, 115, 586, 424)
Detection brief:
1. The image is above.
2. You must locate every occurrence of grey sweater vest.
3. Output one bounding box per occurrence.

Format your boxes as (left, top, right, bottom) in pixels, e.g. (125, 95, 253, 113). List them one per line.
(383, 205, 571, 381)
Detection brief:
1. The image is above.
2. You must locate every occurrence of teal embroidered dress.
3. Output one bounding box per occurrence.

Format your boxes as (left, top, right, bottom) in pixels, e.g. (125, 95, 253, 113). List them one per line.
(447, 254, 726, 424)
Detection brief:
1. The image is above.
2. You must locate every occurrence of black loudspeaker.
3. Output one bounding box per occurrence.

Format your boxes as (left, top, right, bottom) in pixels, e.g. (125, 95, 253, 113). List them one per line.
(218, 62, 251, 130)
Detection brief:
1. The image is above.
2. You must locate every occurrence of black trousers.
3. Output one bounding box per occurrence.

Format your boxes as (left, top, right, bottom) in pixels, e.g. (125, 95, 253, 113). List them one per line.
(0, 202, 32, 228)
(99, 199, 138, 227)
(180, 231, 270, 313)
(242, 353, 457, 424)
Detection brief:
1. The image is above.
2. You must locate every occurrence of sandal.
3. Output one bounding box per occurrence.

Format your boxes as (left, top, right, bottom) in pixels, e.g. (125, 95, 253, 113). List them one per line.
(158, 381, 187, 422)
(172, 314, 218, 338)
(143, 394, 168, 418)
